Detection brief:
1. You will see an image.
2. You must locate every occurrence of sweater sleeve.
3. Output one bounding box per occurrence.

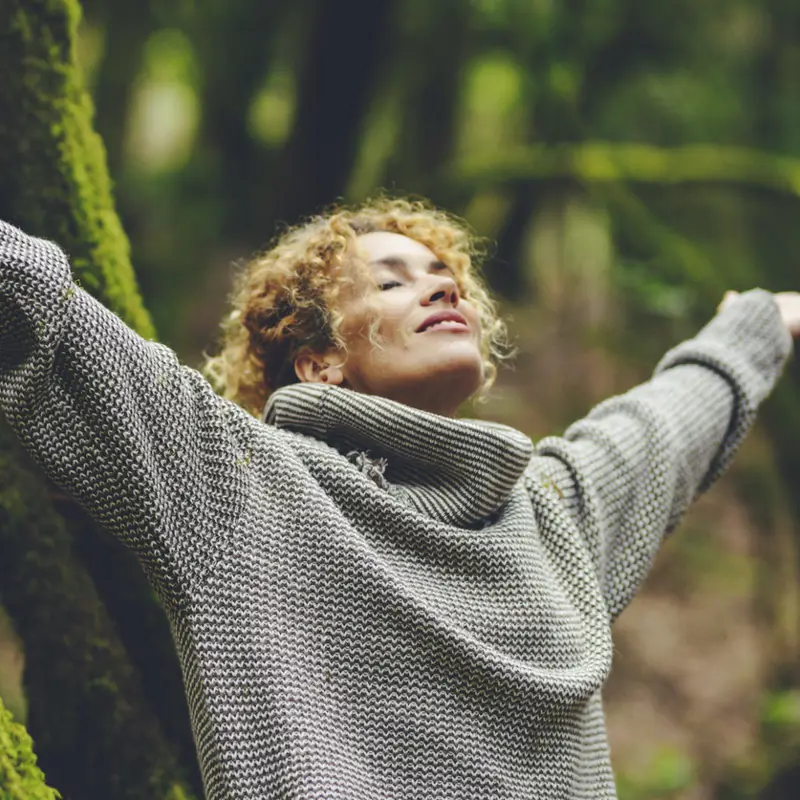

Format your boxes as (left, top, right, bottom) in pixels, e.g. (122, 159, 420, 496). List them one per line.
(0, 220, 266, 607)
(527, 289, 792, 619)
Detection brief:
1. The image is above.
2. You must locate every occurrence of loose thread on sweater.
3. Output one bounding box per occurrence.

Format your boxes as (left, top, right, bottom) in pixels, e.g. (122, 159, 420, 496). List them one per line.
(346, 450, 389, 489)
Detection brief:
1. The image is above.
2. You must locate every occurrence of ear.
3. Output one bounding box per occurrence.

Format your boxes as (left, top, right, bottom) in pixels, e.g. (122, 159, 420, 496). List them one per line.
(294, 351, 345, 386)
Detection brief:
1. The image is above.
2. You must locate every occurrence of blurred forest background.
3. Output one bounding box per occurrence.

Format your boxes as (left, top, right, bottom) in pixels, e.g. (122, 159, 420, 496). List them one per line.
(1, 0, 800, 797)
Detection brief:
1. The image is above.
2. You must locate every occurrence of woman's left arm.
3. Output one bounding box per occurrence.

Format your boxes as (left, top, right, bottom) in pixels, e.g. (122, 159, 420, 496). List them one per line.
(530, 289, 796, 619)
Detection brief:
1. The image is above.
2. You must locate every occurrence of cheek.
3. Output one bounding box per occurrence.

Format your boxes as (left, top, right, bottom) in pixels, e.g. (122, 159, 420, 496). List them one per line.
(339, 302, 409, 365)
(461, 301, 483, 342)
(462, 298, 480, 323)
(363, 298, 413, 347)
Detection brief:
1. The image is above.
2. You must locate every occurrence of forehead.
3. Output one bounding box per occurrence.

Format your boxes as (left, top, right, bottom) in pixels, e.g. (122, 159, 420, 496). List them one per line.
(356, 231, 438, 265)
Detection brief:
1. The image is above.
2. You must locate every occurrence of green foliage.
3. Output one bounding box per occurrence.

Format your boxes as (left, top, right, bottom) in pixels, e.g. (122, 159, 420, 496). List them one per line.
(247, 66, 295, 148)
(616, 746, 696, 799)
(456, 53, 526, 158)
(0, 695, 59, 800)
(762, 689, 800, 734)
(714, 690, 800, 798)
(662, 523, 755, 595)
(126, 29, 200, 173)
(450, 142, 800, 203)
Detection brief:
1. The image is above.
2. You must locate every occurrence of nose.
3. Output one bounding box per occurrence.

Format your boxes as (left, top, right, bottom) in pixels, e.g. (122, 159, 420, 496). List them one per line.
(421, 274, 460, 307)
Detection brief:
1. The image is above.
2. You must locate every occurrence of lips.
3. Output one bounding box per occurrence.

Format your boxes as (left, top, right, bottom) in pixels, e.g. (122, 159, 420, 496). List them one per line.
(416, 310, 470, 333)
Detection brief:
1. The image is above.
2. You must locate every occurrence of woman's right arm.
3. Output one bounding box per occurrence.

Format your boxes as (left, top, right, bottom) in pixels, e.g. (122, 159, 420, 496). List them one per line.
(0, 220, 276, 606)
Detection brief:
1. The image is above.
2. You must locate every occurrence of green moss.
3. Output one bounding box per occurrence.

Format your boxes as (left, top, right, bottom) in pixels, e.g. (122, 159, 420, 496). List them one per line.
(0, 0, 154, 336)
(0, 695, 60, 800)
(0, 3, 199, 794)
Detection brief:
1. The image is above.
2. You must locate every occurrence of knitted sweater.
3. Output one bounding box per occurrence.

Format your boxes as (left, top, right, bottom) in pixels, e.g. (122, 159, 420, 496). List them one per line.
(0, 219, 792, 799)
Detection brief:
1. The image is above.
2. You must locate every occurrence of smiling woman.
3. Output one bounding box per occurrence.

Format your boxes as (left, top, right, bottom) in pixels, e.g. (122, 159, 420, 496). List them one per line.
(293, 231, 484, 416)
(202, 197, 510, 417)
(0, 199, 797, 800)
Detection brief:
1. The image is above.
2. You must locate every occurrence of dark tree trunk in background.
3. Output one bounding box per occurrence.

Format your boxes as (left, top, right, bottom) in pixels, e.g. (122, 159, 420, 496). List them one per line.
(385, 0, 472, 192)
(192, 0, 291, 240)
(268, 0, 395, 226)
(761, 764, 800, 800)
(746, 0, 800, 530)
(83, 0, 155, 181)
(490, 184, 539, 298)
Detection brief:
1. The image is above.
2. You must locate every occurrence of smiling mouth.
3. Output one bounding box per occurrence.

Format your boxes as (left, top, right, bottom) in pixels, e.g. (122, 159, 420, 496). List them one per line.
(416, 311, 470, 333)
(418, 319, 470, 333)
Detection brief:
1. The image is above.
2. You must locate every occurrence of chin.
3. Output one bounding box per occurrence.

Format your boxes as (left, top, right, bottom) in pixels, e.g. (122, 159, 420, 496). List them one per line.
(365, 343, 485, 414)
(414, 357, 485, 414)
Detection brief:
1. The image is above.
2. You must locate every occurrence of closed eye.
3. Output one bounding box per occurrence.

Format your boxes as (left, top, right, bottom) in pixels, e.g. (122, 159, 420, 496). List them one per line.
(378, 280, 402, 291)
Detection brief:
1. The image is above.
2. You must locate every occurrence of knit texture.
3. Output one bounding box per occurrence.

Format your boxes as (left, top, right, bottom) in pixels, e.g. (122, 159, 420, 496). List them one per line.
(0, 219, 792, 799)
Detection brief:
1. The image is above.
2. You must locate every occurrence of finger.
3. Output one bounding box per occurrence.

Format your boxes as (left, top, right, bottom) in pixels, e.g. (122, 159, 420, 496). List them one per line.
(718, 291, 740, 313)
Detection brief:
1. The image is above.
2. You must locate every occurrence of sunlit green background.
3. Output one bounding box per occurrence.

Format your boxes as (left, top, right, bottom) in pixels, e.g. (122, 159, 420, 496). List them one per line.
(3, 0, 800, 797)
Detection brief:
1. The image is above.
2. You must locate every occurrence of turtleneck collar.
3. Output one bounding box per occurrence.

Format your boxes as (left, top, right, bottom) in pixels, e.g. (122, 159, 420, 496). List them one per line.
(264, 383, 533, 527)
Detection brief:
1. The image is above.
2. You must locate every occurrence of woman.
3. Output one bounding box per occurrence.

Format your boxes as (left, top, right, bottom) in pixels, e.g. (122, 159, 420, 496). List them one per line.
(0, 198, 797, 799)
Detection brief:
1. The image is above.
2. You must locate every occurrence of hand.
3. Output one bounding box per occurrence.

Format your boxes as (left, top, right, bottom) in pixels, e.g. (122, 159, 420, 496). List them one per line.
(719, 291, 800, 339)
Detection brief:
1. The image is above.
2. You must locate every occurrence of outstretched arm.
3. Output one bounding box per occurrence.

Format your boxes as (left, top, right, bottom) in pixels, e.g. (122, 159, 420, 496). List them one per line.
(528, 289, 795, 619)
(0, 220, 277, 607)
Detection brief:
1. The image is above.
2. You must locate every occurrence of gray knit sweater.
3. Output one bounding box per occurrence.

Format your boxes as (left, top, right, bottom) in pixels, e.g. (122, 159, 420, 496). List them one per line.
(0, 219, 792, 799)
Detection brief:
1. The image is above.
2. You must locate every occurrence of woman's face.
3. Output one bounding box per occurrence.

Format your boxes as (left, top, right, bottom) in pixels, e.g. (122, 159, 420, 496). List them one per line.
(296, 231, 485, 416)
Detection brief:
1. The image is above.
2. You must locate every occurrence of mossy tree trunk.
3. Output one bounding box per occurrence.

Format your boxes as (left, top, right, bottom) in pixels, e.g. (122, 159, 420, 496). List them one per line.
(0, 0, 199, 797)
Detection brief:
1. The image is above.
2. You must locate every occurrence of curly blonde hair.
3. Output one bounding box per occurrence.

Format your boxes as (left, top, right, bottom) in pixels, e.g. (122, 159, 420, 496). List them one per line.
(203, 197, 510, 416)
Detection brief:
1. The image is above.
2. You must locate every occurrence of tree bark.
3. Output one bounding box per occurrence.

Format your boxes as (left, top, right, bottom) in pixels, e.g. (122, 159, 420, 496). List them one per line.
(0, 0, 198, 797)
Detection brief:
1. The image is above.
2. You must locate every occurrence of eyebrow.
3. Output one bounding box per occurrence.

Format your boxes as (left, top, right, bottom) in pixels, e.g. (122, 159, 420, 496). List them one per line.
(369, 256, 449, 272)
